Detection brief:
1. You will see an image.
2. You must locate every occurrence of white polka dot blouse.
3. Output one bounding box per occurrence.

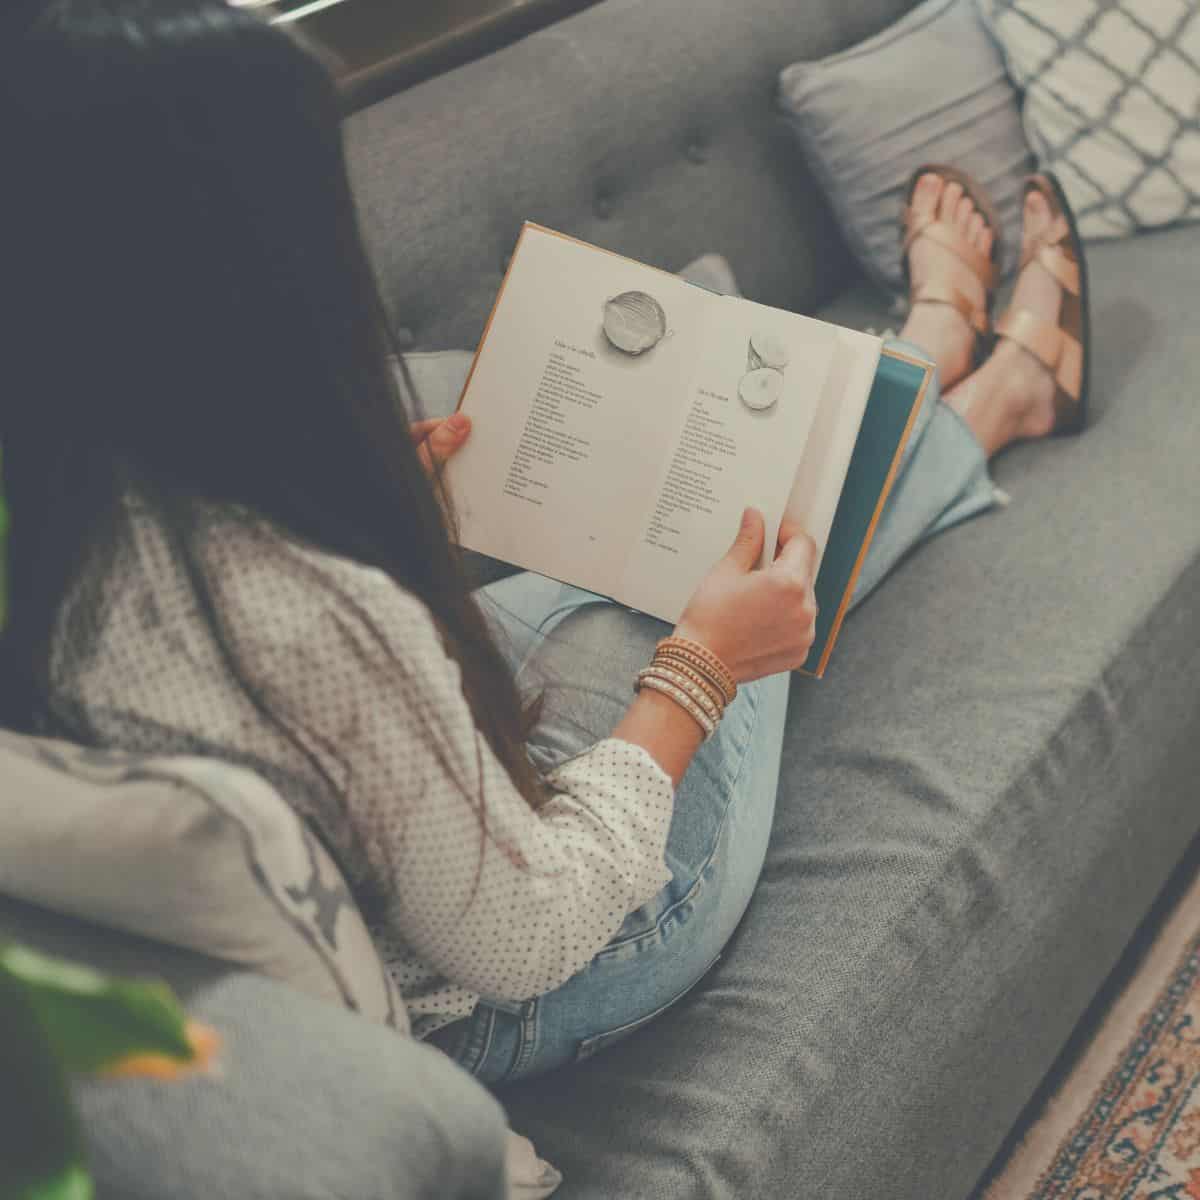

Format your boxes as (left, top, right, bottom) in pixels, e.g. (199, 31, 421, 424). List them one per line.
(48, 494, 675, 1037)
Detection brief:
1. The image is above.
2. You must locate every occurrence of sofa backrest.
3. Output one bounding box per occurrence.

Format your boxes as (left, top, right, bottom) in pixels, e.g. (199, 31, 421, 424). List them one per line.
(343, 0, 917, 356)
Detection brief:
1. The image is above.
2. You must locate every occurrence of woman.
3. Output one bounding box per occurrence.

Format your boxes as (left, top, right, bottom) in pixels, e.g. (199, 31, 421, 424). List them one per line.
(0, 0, 1087, 1085)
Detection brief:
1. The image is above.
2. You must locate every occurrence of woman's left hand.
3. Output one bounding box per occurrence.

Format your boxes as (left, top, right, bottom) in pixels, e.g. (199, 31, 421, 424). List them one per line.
(409, 413, 472, 476)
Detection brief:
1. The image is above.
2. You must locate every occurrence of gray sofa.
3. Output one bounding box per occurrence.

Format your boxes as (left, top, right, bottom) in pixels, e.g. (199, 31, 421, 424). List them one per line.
(4, 0, 1199, 1197)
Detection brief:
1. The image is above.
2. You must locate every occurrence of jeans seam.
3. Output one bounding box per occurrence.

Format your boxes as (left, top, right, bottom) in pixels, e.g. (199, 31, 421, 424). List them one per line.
(463, 1005, 497, 1078)
(511, 999, 541, 1077)
(596, 680, 763, 960)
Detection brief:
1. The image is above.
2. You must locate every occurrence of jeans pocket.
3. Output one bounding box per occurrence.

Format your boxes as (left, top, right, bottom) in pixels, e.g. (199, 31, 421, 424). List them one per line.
(574, 949, 722, 1062)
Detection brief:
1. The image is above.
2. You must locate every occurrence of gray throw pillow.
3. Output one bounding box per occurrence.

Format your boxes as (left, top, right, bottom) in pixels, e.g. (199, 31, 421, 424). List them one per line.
(0, 731, 407, 1032)
(778, 0, 1035, 296)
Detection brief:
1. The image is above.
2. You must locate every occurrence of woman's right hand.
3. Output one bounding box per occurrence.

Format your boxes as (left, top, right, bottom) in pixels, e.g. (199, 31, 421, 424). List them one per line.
(673, 508, 818, 683)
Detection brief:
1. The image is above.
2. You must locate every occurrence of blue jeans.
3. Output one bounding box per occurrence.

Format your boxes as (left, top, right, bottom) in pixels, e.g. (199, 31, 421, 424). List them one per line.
(436, 342, 1002, 1083)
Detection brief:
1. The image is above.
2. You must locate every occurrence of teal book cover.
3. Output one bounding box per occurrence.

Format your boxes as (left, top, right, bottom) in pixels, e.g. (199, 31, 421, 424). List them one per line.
(801, 348, 932, 677)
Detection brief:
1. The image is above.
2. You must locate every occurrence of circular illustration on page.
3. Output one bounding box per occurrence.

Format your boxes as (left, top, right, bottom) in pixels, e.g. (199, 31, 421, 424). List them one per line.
(602, 291, 669, 355)
(739, 330, 789, 413)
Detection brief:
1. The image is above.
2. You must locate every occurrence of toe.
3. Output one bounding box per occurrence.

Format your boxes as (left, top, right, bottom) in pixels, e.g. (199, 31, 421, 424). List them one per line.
(956, 193, 976, 232)
(912, 172, 943, 220)
(968, 212, 984, 245)
(1023, 189, 1052, 247)
(980, 224, 996, 259)
(939, 180, 964, 224)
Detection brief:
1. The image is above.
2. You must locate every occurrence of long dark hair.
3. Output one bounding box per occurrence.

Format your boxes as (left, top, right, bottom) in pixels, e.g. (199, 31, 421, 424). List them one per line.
(0, 0, 545, 809)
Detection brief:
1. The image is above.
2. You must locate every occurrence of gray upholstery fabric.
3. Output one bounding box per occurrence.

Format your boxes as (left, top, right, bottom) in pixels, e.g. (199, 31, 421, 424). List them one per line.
(344, 0, 916, 354)
(0, 896, 508, 1200)
(498, 222, 1200, 1197)
(778, 0, 1035, 293)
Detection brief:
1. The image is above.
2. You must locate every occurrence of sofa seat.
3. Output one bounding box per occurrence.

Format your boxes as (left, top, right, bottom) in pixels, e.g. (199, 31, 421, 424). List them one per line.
(501, 222, 1200, 1198)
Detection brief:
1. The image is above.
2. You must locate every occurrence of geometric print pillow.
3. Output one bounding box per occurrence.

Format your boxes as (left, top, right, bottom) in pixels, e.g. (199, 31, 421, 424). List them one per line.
(977, 0, 1200, 239)
(0, 731, 409, 1034)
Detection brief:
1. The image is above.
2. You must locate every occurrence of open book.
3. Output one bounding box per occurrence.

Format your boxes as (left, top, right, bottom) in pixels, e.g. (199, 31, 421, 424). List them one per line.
(444, 224, 932, 676)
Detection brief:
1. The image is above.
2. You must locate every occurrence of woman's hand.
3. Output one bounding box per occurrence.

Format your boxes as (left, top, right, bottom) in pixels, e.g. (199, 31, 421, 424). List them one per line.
(673, 508, 818, 683)
(613, 508, 816, 783)
(409, 413, 471, 476)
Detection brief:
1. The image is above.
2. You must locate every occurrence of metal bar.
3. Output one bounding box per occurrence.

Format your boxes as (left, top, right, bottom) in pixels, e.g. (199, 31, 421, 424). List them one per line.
(272, 0, 354, 23)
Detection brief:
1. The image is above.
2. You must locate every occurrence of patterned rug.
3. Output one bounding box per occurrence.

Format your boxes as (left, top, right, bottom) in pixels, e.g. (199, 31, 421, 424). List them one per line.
(987, 870, 1200, 1199)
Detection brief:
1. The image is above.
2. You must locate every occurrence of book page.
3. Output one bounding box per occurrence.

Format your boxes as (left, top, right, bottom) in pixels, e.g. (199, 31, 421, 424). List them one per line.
(617, 296, 839, 623)
(783, 328, 883, 572)
(445, 225, 714, 597)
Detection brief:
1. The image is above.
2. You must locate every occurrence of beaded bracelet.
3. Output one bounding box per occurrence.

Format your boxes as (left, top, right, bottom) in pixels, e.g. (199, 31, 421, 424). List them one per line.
(636, 674, 717, 740)
(654, 636, 737, 704)
(637, 665, 724, 724)
(654, 637, 737, 701)
(647, 658, 727, 716)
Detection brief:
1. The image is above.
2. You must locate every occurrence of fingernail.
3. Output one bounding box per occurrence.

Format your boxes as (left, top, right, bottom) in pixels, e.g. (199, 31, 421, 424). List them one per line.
(446, 413, 469, 434)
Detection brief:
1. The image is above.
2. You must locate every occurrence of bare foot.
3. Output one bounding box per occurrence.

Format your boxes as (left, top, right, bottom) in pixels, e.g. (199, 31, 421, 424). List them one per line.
(946, 188, 1069, 457)
(898, 173, 996, 391)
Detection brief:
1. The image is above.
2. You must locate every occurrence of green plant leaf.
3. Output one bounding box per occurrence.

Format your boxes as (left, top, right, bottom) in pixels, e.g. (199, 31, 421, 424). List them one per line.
(0, 958, 88, 1200)
(26, 1164, 93, 1200)
(1, 943, 193, 1075)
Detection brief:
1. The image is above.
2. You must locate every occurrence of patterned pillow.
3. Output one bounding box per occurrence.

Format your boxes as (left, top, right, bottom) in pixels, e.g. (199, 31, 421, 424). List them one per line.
(0, 731, 407, 1033)
(778, 0, 1035, 297)
(978, 0, 1200, 239)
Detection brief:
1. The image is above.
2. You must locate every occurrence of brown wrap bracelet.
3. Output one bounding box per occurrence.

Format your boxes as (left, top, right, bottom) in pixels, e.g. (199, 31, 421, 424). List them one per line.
(635, 674, 717, 740)
(636, 665, 724, 724)
(632, 636, 737, 739)
(642, 659, 726, 717)
(653, 636, 737, 705)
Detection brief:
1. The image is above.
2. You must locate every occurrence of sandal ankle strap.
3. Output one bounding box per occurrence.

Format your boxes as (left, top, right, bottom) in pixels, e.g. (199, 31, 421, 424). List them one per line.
(996, 306, 1084, 401)
(911, 280, 990, 336)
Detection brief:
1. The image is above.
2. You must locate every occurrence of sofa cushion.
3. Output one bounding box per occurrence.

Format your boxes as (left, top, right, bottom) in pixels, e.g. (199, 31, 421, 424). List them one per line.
(0, 732, 405, 1031)
(778, 0, 1035, 295)
(501, 221, 1200, 1198)
(77, 971, 507, 1200)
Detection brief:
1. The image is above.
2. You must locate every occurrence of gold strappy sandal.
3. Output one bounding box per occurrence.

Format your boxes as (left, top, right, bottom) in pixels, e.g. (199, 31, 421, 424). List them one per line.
(993, 172, 1090, 435)
(901, 163, 1004, 367)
